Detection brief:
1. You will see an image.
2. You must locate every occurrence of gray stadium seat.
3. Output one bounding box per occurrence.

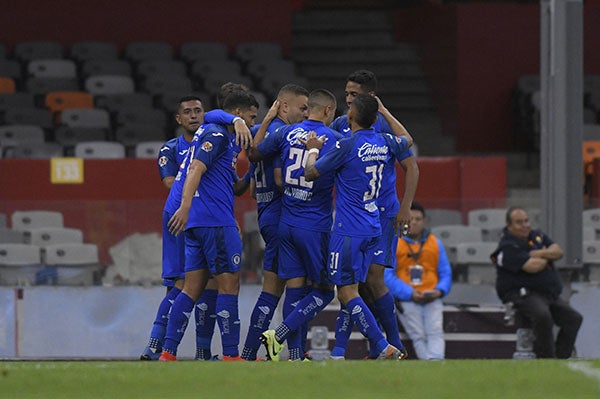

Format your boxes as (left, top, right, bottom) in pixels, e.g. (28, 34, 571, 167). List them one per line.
(582, 240, 600, 282)
(431, 224, 483, 267)
(156, 91, 211, 113)
(115, 123, 166, 147)
(467, 208, 506, 242)
(0, 125, 46, 148)
(583, 208, 600, 232)
(0, 93, 36, 112)
(0, 213, 6, 228)
(94, 92, 153, 113)
(136, 60, 187, 80)
(0, 60, 23, 80)
(0, 228, 26, 244)
(25, 227, 83, 247)
(53, 126, 108, 147)
(25, 77, 80, 96)
(426, 209, 463, 228)
(125, 41, 174, 63)
(134, 141, 165, 159)
(14, 41, 64, 62)
(74, 141, 126, 159)
(11, 210, 64, 231)
(0, 243, 43, 285)
(180, 42, 229, 64)
(114, 106, 168, 128)
(6, 143, 64, 159)
(44, 243, 99, 285)
(70, 41, 119, 62)
(259, 74, 308, 98)
(191, 60, 242, 80)
(583, 227, 596, 241)
(455, 242, 498, 284)
(202, 74, 253, 95)
(84, 75, 135, 95)
(27, 59, 77, 79)
(60, 108, 111, 129)
(4, 108, 53, 129)
(246, 59, 296, 80)
(81, 60, 132, 78)
(141, 74, 193, 96)
(234, 42, 283, 63)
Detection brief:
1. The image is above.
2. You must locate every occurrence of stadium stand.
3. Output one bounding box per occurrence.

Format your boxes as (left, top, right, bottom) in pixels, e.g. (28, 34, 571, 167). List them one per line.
(70, 41, 119, 63)
(25, 227, 84, 247)
(84, 75, 135, 95)
(180, 42, 229, 64)
(14, 41, 64, 62)
(27, 59, 77, 79)
(124, 41, 174, 63)
(74, 141, 126, 159)
(0, 243, 43, 285)
(11, 210, 64, 230)
(81, 60, 133, 79)
(134, 140, 164, 159)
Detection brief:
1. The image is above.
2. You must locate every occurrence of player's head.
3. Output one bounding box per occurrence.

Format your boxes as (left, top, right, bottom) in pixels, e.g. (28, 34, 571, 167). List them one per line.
(307, 88, 337, 125)
(347, 93, 378, 131)
(175, 95, 204, 135)
(506, 206, 531, 240)
(222, 91, 259, 128)
(409, 202, 426, 238)
(277, 83, 309, 124)
(345, 69, 377, 107)
(217, 81, 250, 108)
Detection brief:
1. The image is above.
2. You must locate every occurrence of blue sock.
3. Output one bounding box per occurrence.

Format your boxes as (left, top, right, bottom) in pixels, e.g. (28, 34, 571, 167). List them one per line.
(373, 292, 404, 350)
(346, 296, 388, 354)
(163, 292, 195, 356)
(216, 293, 240, 357)
(242, 291, 280, 360)
(331, 306, 352, 357)
(275, 288, 334, 343)
(147, 287, 181, 351)
(195, 289, 218, 360)
(300, 285, 313, 355)
(281, 287, 307, 360)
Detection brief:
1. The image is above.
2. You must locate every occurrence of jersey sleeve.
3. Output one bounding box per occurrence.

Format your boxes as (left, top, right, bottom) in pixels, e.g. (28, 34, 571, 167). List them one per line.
(204, 109, 236, 125)
(157, 142, 178, 179)
(192, 130, 230, 169)
(256, 126, 285, 160)
(314, 136, 351, 176)
(385, 134, 414, 162)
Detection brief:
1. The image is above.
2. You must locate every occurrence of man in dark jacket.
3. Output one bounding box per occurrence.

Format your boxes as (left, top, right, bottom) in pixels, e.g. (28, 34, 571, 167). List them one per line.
(491, 207, 582, 358)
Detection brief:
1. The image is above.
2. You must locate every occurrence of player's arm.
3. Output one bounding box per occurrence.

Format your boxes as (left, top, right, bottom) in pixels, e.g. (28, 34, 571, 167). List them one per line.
(395, 156, 419, 233)
(529, 243, 564, 261)
(376, 96, 414, 147)
(247, 100, 280, 161)
(168, 159, 207, 236)
(162, 176, 175, 190)
(158, 142, 178, 190)
(204, 109, 253, 149)
(233, 170, 251, 196)
(522, 256, 550, 273)
(302, 131, 325, 181)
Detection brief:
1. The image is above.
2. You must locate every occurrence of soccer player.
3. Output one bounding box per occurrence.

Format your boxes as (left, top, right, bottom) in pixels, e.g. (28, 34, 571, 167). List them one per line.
(240, 84, 309, 361)
(248, 89, 342, 361)
(330, 70, 419, 359)
(158, 91, 258, 361)
(302, 93, 412, 360)
(140, 95, 247, 360)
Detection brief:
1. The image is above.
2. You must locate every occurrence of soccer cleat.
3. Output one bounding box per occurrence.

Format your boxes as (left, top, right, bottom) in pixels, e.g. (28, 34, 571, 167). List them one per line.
(158, 351, 177, 362)
(140, 346, 161, 361)
(260, 330, 283, 362)
(399, 347, 409, 360)
(329, 355, 345, 361)
(377, 344, 402, 360)
(222, 355, 244, 361)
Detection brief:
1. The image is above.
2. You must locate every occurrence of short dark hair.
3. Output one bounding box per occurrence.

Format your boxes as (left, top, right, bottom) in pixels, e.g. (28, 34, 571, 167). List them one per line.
(350, 94, 378, 129)
(411, 202, 425, 217)
(347, 69, 377, 93)
(217, 82, 250, 108)
(177, 95, 202, 113)
(308, 88, 336, 110)
(222, 91, 258, 112)
(278, 83, 309, 99)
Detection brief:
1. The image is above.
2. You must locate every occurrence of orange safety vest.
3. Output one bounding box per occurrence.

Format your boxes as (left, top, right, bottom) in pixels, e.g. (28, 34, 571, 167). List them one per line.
(395, 234, 441, 291)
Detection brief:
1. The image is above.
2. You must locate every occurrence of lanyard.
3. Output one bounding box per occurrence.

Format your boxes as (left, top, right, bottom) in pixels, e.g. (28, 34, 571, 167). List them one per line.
(405, 239, 425, 265)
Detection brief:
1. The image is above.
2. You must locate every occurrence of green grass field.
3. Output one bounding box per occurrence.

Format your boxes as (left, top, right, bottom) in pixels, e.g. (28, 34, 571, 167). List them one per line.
(2, 359, 599, 399)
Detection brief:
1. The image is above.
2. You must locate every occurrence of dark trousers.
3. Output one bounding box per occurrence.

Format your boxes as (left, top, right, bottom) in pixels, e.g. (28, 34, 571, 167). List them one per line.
(511, 291, 583, 358)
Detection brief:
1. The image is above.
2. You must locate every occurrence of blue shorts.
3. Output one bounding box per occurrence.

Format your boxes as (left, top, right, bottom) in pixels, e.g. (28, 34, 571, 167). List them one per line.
(184, 226, 242, 275)
(260, 223, 279, 274)
(278, 222, 330, 284)
(371, 216, 398, 268)
(162, 210, 185, 286)
(328, 232, 380, 286)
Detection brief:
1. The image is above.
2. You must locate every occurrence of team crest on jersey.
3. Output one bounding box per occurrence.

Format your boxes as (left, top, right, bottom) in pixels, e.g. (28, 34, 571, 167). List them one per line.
(232, 254, 241, 265)
(395, 136, 403, 144)
(201, 141, 213, 152)
(158, 156, 168, 167)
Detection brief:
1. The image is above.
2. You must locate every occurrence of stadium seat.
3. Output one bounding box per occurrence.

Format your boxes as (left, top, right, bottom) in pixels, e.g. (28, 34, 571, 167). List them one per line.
(94, 92, 153, 113)
(455, 242, 498, 284)
(582, 240, 600, 282)
(0, 125, 45, 155)
(203, 74, 253, 95)
(180, 42, 229, 64)
(60, 108, 111, 129)
(140, 74, 193, 96)
(0, 76, 16, 93)
(583, 208, 600, 232)
(114, 106, 168, 128)
(25, 77, 80, 96)
(14, 41, 64, 62)
(45, 91, 95, 117)
(0, 60, 22, 81)
(24, 227, 83, 247)
(583, 226, 596, 241)
(11, 210, 64, 231)
(0, 243, 43, 285)
(234, 42, 283, 64)
(44, 242, 99, 285)
(134, 141, 164, 159)
(156, 90, 211, 114)
(125, 41, 174, 63)
(27, 59, 77, 79)
(0, 93, 35, 112)
(84, 75, 135, 95)
(0, 228, 26, 244)
(6, 142, 64, 159)
(81, 60, 133, 79)
(191, 60, 242, 80)
(136, 60, 187, 80)
(115, 123, 166, 147)
(259, 74, 308, 98)
(70, 41, 119, 63)
(467, 208, 506, 242)
(53, 126, 108, 148)
(430, 224, 483, 269)
(4, 108, 53, 129)
(426, 209, 462, 228)
(74, 141, 125, 159)
(245, 59, 296, 81)
(0, 213, 6, 228)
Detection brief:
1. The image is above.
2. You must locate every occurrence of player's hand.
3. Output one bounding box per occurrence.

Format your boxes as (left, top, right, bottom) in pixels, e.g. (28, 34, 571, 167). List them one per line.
(263, 99, 280, 123)
(233, 118, 252, 149)
(299, 131, 326, 150)
(394, 209, 411, 236)
(374, 95, 387, 114)
(168, 207, 189, 236)
(412, 289, 426, 303)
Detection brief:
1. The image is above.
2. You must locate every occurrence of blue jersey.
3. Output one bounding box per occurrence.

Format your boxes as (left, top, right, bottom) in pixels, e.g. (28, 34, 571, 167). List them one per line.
(157, 135, 192, 181)
(315, 128, 392, 236)
(330, 114, 414, 217)
(257, 119, 343, 232)
(251, 118, 285, 228)
(164, 123, 237, 228)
